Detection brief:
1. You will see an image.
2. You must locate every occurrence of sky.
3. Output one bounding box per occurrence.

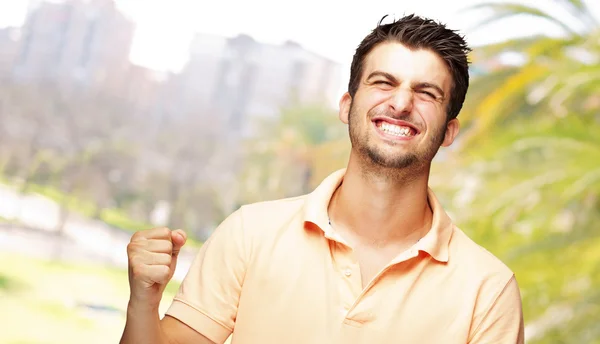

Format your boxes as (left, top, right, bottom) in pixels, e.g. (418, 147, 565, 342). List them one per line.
(0, 0, 598, 87)
(110, 0, 597, 72)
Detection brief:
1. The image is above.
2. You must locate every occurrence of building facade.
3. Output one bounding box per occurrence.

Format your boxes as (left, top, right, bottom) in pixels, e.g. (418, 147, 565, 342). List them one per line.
(12, 0, 135, 91)
(165, 33, 342, 137)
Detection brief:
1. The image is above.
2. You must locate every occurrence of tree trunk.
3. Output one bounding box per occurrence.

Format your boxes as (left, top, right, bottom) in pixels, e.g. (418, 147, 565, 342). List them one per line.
(52, 182, 75, 261)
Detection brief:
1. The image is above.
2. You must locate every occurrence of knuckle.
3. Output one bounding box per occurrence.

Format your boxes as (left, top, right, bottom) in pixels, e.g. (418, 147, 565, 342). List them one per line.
(154, 253, 170, 266)
(130, 256, 143, 268)
(131, 230, 144, 241)
(151, 266, 170, 283)
(158, 265, 171, 277)
(126, 242, 137, 255)
(131, 264, 145, 279)
(127, 241, 144, 255)
(165, 240, 173, 253)
(159, 227, 171, 237)
(163, 253, 172, 266)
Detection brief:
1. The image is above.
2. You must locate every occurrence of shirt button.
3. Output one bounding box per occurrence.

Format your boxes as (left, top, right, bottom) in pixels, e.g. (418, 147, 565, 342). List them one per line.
(343, 268, 352, 277)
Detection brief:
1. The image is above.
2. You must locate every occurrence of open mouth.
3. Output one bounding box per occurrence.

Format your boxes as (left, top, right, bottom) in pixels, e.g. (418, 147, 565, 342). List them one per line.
(373, 118, 419, 139)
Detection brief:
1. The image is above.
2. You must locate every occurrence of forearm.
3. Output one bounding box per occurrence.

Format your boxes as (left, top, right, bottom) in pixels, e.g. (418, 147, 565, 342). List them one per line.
(120, 302, 170, 344)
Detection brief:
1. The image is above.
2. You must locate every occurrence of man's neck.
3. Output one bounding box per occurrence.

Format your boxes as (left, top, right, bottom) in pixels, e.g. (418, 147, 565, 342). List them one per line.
(328, 155, 433, 248)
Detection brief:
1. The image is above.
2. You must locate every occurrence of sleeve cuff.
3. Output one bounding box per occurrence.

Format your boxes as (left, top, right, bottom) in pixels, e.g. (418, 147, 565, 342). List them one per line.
(165, 298, 232, 344)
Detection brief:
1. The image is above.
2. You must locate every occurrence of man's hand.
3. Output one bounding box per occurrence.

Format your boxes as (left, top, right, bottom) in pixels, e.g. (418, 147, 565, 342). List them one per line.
(126, 227, 187, 310)
(121, 227, 214, 344)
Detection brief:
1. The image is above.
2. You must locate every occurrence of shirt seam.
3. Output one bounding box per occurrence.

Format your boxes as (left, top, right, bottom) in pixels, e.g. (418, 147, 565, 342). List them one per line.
(239, 206, 250, 286)
(172, 297, 233, 332)
(467, 274, 516, 342)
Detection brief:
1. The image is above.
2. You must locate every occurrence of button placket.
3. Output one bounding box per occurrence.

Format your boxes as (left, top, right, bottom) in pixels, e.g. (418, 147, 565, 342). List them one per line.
(331, 242, 362, 321)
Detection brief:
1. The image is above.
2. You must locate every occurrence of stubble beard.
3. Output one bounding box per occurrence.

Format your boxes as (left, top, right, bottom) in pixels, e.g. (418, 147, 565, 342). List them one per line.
(347, 102, 446, 172)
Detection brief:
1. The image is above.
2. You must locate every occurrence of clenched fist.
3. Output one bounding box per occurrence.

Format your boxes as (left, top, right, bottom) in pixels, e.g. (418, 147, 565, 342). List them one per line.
(126, 227, 187, 309)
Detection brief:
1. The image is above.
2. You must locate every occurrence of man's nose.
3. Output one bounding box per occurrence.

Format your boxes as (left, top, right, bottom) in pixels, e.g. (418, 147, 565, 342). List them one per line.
(388, 88, 414, 114)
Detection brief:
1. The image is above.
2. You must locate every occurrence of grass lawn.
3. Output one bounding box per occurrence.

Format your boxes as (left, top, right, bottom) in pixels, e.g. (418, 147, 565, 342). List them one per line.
(26, 183, 151, 232)
(0, 253, 180, 344)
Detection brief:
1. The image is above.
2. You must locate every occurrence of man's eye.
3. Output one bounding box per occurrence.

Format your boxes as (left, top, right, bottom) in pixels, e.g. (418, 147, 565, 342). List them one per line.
(374, 81, 392, 86)
(419, 90, 436, 99)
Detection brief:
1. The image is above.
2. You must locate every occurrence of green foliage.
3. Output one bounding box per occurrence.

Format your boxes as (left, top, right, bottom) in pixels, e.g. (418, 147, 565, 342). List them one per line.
(0, 274, 22, 292)
(100, 208, 153, 233)
(27, 183, 97, 217)
(437, 2, 600, 342)
(238, 104, 349, 204)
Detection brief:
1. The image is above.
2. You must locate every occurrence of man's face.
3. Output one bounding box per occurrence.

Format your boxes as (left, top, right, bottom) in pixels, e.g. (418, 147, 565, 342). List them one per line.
(340, 42, 459, 169)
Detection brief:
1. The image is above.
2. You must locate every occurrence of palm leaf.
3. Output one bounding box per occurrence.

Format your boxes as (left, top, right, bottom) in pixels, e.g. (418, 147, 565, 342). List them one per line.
(563, 167, 600, 199)
(460, 64, 548, 146)
(445, 4, 600, 343)
(470, 36, 543, 62)
(465, 2, 580, 36)
(552, 0, 600, 29)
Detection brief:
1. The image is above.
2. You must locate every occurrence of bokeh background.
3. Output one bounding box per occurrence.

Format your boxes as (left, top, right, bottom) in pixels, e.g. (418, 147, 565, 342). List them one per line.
(0, 0, 599, 343)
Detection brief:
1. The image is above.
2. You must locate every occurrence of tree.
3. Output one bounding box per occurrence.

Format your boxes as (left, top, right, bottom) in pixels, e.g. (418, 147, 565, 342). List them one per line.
(432, 2, 600, 342)
(238, 104, 349, 205)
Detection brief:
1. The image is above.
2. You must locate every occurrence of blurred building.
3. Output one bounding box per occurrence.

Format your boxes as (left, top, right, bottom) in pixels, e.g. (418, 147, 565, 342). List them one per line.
(0, 27, 20, 78)
(164, 33, 342, 138)
(120, 65, 167, 118)
(11, 0, 135, 91)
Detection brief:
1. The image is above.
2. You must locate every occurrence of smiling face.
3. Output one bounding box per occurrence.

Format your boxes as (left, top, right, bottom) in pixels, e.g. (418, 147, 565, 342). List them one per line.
(340, 42, 460, 170)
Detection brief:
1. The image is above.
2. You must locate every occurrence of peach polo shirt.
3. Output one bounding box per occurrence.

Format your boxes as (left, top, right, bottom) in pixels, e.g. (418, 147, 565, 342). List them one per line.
(166, 169, 524, 343)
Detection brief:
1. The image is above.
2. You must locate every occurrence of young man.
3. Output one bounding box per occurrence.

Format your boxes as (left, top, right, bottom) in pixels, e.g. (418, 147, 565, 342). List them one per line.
(121, 14, 524, 344)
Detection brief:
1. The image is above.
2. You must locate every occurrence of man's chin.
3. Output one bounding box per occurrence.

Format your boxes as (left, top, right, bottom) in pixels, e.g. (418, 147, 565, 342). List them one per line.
(366, 151, 418, 170)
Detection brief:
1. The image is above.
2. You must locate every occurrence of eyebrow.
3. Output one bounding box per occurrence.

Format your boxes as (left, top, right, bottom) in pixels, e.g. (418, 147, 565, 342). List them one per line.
(366, 71, 446, 100)
(415, 82, 446, 100)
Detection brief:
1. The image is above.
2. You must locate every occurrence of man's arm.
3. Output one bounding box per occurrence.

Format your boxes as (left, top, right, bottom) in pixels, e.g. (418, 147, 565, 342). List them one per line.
(120, 303, 214, 344)
(468, 275, 525, 344)
(162, 315, 215, 344)
(120, 208, 247, 344)
(160, 209, 247, 344)
(119, 226, 216, 344)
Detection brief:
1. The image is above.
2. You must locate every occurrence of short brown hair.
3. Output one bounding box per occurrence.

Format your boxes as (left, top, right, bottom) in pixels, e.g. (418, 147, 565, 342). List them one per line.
(348, 14, 472, 120)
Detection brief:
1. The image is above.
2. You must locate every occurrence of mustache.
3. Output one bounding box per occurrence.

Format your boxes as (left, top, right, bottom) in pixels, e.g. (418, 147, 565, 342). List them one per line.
(367, 108, 422, 129)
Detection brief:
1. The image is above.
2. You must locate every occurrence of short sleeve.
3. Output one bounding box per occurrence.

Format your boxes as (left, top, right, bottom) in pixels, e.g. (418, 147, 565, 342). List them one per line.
(468, 275, 525, 344)
(165, 209, 247, 344)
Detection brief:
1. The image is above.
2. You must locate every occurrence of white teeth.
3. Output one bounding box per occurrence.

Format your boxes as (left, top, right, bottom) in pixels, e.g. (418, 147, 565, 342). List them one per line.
(379, 123, 413, 137)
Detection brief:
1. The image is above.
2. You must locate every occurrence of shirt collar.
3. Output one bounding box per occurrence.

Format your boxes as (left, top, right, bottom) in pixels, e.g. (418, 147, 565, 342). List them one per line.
(303, 168, 453, 262)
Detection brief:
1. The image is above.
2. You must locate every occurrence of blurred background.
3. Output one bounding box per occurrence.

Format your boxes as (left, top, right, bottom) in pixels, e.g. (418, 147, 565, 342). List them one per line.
(0, 0, 598, 343)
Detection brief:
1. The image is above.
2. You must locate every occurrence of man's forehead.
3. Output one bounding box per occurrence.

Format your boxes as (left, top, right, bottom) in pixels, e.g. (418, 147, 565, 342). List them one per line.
(363, 43, 451, 86)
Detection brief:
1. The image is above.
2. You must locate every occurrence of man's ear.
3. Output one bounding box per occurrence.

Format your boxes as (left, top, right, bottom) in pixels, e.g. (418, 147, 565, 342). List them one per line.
(441, 118, 460, 147)
(339, 92, 352, 124)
